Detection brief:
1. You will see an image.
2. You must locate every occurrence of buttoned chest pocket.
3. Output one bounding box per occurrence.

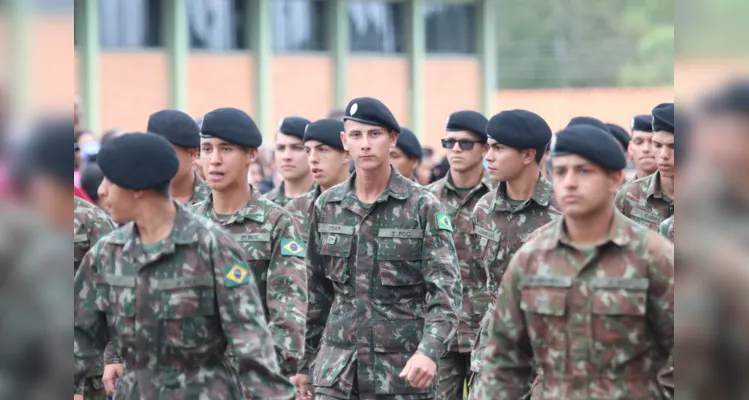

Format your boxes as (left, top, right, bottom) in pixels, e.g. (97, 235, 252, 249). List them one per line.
(376, 229, 424, 300)
(591, 278, 649, 349)
(318, 224, 355, 284)
(98, 274, 137, 350)
(519, 275, 570, 364)
(474, 226, 500, 287)
(156, 276, 217, 351)
(235, 233, 272, 286)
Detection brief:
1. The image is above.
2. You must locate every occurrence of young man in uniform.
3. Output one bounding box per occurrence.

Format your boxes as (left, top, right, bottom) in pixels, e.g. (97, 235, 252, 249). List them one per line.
(285, 118, 350, 243)
(296, 97, 462, 400)
(74, 133, 294, 399)
(147, 109, 210, 206)
(190, 107, 308, 380)
(390, 127, 423, 182)
(466, 109, 561, 399)
(615, 103, 675, 231)
(264, 116, 314, 207)
(478, 124, 674, 399)
(425, 110, 492, 400)
(629, 114, 658, 181)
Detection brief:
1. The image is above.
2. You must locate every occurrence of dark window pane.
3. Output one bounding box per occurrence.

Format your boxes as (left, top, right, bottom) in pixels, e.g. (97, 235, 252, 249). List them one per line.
(99, 0, 164, 48)
(424, 2, 476, 54)
(348, 1, 405, 53)
(188, 0, 249, 50)
(272, 0, 328, 52)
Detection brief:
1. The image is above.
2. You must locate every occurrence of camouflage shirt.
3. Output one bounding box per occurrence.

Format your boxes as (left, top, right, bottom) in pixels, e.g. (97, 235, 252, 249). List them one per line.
(614, 171, 674, 231)
(659, 215, 674, 242)
(185, 171, 211, 207)
(469, 175, 561, 373)
(74, 196, 115, 274)
(263, 181, 314, 208)
(302, 167, 462, 398)
(479, 210, 674, 399)
(284, 183, 321, 243)
(190, 191, 308, 376)
(426, 171, 494, 353)
(74, 204, 294, 400)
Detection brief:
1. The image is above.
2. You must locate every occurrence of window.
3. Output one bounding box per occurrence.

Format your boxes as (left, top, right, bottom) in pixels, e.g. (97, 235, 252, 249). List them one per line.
(35, 0, 74, 14)
(424, 2, 476, 54)
(348, 1, 405, 53)
(99, 0, 164, 48)
(188, 0, 249, 50)
(272, 0, 328, 52)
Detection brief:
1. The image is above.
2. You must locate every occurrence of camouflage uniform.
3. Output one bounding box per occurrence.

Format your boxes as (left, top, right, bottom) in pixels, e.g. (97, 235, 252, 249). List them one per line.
(302, 167, 462, 399)
(614, 171, 674, 231)
(185, 170, 211, 206)
(284, 183, 321, 243)
(478, 210, 674, 399)
(264, 181, 313, 207)
(425, 172, 493, 400)
(467, 176, 561, 399)
(190, 191, 308, 376)
(73, 196, 115, 399)
(74, 204, 295, 399)
(659, 215, 674, 242)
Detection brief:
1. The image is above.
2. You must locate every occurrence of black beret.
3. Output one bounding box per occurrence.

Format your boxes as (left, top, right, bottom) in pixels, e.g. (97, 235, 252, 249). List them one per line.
(23, 117, 75, 185)
(701, 80, 749, 116)
(396, 127, 422, 159)
(605, 123, 631, 151)
(98, 133, 179, 190)
(631, 114, 653, 132)
(652, 103, 674, 133)
(278, 116, 311, 139)
(343, 97, 400, 133)
(446, 110, 488, 139)
(147, 109, 200, 148)
(486, 109, 552, 150)
(304, 118, 345, 150)
(566, 116, 610, 134)
(550, 125, 627, 170)
(200, 107, 263, 148)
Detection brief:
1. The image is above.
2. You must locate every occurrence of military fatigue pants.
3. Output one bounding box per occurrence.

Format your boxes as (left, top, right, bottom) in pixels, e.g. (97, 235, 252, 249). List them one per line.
(465, 371, 538, 400)
(75, 375, 107, 399)
(437, 351, 471, 400)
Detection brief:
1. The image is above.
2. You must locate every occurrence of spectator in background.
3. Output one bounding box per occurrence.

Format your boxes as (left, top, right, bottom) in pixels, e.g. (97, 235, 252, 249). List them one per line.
(416, 146, 436, 185)
(249, 160, 267, 191)
(100, 127, 126, 146)
(390, 127, 422, 181)
(74, 130, 95, 171)
(80, 162, 105, 209)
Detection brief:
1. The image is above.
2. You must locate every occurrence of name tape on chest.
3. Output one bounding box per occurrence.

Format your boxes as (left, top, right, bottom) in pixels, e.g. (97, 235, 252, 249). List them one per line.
(233, 232, 271, 242)
(474, 226, 500, 242)
(377, 228, 424, 239)
(630, 208, 662, 224)
(318, 223, 355, 235)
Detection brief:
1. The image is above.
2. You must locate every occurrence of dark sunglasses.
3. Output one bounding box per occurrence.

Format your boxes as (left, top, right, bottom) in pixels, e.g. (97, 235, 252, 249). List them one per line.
(441, 138, 485, 150)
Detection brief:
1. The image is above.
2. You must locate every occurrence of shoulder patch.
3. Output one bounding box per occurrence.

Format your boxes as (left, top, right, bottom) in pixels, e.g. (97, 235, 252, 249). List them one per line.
(223, 263, 250, 288)
(436, 212, 453, 232)
(281, 238, 306, 257)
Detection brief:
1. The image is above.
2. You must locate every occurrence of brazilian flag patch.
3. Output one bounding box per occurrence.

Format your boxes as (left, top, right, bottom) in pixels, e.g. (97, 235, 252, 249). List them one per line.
(223, 263, 249, 288)
(436, 212, 453, 232)
(281, 238, 306, 257)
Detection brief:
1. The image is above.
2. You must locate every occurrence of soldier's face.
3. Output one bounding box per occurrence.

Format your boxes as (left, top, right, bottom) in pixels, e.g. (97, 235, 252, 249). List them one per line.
(342, 120, 396, 171)
(200, 138, 256, 191)
(390, 147, 417, 178)
(629, 131, 656, 174)
(174, 145, 198, 180)
(98, 178, 135, 224)
(444, 131, 487, 173)
(305, 140, 350, 189)
(484, 138, 529, 182)
(652, 131, 675, 178)
(551, 155, 622, 219)
(275, 133, 310, 181)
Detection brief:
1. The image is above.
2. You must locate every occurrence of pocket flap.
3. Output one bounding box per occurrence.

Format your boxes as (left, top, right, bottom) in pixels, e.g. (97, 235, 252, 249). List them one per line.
(319, 234, 353, 258)
(592, 286, 647, 316)
(372, 320, 424, 353)
(520, 288, 567, 316)
(312, 344, 356, 388)
(376, 238, 422, 261)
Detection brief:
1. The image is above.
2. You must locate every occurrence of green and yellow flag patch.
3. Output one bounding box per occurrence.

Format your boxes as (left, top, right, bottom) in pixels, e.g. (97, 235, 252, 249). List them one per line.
(281, 238, 306, 257)
(436, 212, 453, 231)
(223, 263, 249, 288)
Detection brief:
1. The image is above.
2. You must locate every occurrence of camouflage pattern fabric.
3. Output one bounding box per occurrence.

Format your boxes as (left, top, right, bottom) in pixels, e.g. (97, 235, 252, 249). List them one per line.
(74, 204, 295, 399)
(190, 190, 308, 376)
(478, 210, 674, 399)
(302, 167, 462, 399)
(284, 183, 321, 243)
(614, 171, 674, 231)
(468, 176, 561, 381)
(263, 181, 294, 208)
(185, 171, 211, 207)
(659, 215, 674, 242)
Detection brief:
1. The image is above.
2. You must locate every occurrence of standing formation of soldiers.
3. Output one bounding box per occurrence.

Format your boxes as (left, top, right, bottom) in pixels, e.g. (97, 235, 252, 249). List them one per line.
(74, 95, 675, 400)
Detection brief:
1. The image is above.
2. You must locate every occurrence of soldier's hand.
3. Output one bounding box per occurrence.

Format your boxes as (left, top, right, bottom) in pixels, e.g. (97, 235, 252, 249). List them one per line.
(291, 374, 311, 399)
(399, 352, 436, 389)
(74, 395, 84, 400)
(102, 363, 124, 395)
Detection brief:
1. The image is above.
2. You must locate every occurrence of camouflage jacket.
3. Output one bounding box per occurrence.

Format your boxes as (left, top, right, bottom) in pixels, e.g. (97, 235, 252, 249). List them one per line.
(190, 192, 308, 376)
(614, 171, 674, 231)
(74, 196, 115, 274)
(284, 183, 322, 243)
(185, 171, 211, 207)
(478, 210, 674, 400)
(426, 171, 494, 353)
(659, 215, 674, 242)
(263, 181, 314, 208)
(302, 167, 462, 398)
(74, 204, 294, 400)
(469, 175, 561, 373)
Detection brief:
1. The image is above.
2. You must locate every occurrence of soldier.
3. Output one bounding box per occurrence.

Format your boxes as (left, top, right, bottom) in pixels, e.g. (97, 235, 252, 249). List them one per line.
(615, 103, 675, 231)
(74, 133, 294, 399)
(147, 109, 211, 206)
(190, 107, 308, 379)
(390, 127, 422, 182)
(264, 116, 314, 207)
(629, 114, 658, 181)
(285, 118, 350, 243)
(605, 123, 632, 155)
(466, 109, 561, 399)
(478, 124, 674, 399)
(424, 110, 492, 400)
(296, 97, 462, 400)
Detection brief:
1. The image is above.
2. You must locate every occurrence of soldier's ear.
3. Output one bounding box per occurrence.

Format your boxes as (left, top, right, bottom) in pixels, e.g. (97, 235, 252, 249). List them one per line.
(340, 131, 349, 151)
